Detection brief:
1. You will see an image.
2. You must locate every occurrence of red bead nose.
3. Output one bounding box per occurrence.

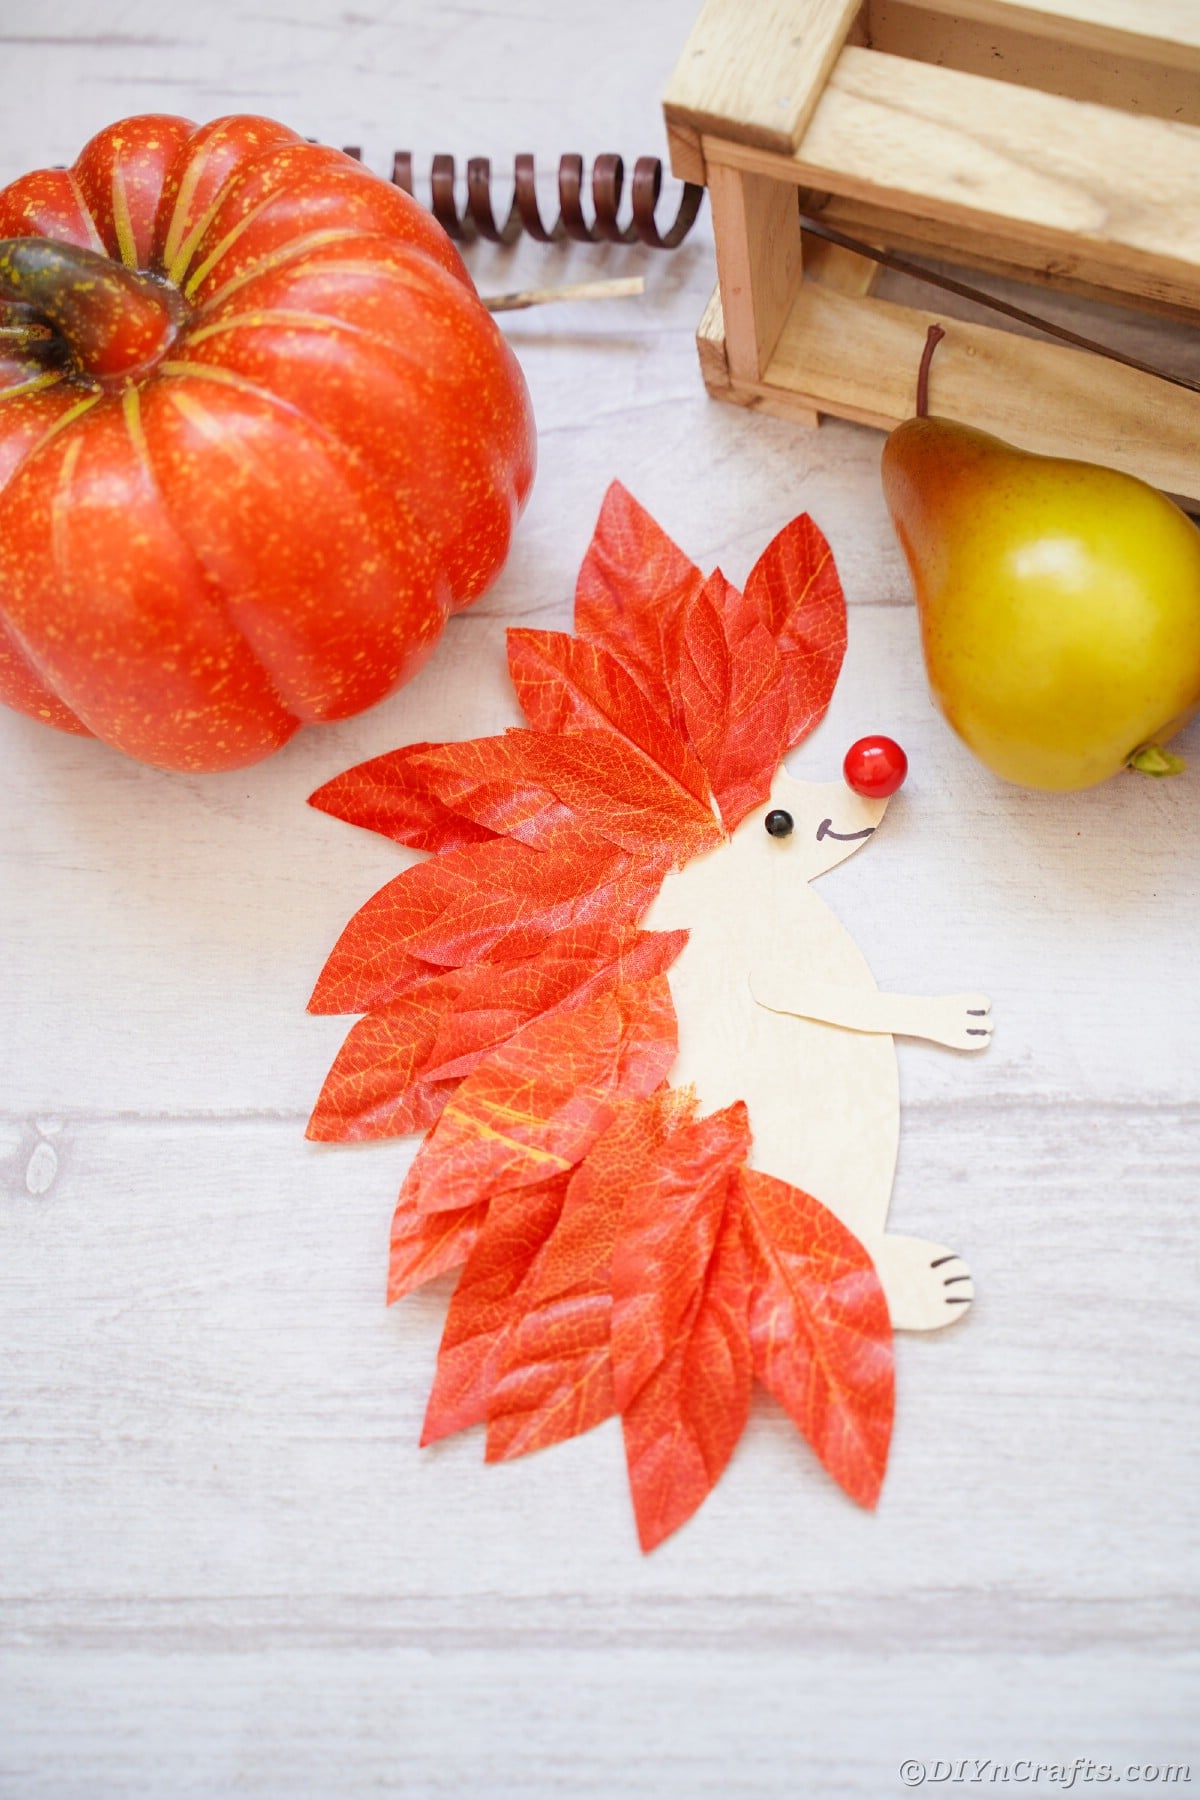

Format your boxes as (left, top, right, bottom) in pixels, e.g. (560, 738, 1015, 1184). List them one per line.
(843, 735, 908, 798)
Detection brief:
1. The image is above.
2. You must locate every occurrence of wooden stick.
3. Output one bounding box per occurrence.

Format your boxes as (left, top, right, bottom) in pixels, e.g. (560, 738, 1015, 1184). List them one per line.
(482, 275, 645, 312)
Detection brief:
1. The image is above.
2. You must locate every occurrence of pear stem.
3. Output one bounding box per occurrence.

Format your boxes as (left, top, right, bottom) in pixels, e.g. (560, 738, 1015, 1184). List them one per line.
(916, 324, 944, 418)
(1127, 744, 1186, 777)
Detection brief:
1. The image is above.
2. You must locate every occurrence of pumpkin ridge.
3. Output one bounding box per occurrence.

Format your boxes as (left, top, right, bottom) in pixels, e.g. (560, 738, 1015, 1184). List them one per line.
(109, 159, 138, 270)
(161, 151, 208, 276)
(180, 149, 414, 301)
(196, 227, 368, 312)
(64, 168, 107, 257)
(182, 306, 359, 351)
(182, 187, 287, 300)
(150, 370, 445, 719)
(156, 354, 436, 510)
(159, 126, 236, 280)
(0, 369, 67, 405)
(120, 384, 151, 469)
(166, 191, 231, 289)
(181, 297, 463, 364)
(45, 388, 299, 739)
(103, 384, 301, 735)
(155, 117, 306, 280)
(167, 294, 529, 600)
(0, 439, 91, 715)
(238, 253, 456, 309)
(20, 390, 103, 463)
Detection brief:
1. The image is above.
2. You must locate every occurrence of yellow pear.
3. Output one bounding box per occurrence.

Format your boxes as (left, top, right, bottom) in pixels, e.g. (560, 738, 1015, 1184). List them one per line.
(881, 416, 1200, 791)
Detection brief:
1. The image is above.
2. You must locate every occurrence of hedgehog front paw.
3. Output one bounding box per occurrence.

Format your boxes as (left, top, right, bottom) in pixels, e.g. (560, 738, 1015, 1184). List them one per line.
(931, 993, 993, 1051)
(869, 1234, 974, 1331)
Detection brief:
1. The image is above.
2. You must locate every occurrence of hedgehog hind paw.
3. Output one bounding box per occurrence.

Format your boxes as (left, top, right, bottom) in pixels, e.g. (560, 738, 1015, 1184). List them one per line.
(869, 1234, 974, 1332)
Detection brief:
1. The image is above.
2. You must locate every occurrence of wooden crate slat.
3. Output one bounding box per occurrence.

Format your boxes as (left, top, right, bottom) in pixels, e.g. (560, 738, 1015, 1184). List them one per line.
(752, 280, 1200, 500)
(707, 164, 806, 381)
(697, 235, 882, 398)
(798, 232, 883, 297)
(901, 0, 1200, 63)
(807, 193, 1200, 320)
(676, 1, 1200, 502)
(663, 0, 862, 158)
(868, 0, 1200, 124)
(703, 44, 1200, 311)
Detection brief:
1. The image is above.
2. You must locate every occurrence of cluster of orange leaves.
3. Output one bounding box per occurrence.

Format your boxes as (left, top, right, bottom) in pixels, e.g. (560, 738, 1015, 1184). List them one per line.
(308, 483, 894, 1550)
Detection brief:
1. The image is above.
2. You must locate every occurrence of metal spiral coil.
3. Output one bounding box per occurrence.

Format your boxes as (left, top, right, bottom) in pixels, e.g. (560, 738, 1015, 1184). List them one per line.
(381, 151, 703, 249)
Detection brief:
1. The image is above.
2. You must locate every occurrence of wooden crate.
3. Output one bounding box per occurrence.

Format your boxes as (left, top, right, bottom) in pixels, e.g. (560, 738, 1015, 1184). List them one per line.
(664, 0, 1200, 500)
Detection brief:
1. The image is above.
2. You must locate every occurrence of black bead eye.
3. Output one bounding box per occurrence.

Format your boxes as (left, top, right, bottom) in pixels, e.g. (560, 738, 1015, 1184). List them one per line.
(764, 809, 794, 838)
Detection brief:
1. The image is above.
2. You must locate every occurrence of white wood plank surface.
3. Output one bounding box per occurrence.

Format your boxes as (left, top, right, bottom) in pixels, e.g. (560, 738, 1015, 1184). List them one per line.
(1, 4, 1198, 1796)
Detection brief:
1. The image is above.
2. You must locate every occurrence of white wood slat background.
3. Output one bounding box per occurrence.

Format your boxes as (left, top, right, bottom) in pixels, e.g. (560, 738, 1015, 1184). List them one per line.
(1, 3, 1197, 1794)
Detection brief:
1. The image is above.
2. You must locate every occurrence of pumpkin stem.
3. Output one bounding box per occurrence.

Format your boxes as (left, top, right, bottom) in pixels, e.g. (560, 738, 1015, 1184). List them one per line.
(0, 237, 183, 385)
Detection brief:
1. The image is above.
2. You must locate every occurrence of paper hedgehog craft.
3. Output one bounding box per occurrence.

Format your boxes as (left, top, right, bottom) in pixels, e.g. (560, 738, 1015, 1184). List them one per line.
(307, 481, 992, 1551)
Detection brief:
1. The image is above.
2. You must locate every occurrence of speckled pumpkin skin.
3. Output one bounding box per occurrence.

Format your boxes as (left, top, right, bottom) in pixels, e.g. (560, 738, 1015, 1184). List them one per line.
(0, 114, 536, 771)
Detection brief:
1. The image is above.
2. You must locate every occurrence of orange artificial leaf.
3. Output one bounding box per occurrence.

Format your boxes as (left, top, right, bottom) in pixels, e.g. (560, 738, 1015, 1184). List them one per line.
(411, 729, 721, 860)
(573, 480, 703, 731)
(424, 925, 687, 1081)
(387, 1197, 488, 1303)
(738, 1166, 894, 1510)
(306, 967, 468, 1141)
(326, 923, 680, 1149)
(675, 569, 789, 832)
(483, 1287, 615, 1462)
(528, 731, 721, 858)
(420, 1173, 570, 1445)
(307, 932, 458, 1017)
(404, 735, 574, 846)
(399, 976, 678, 1215)
(484, 1088, 697, 1463)
(622, 1177, 752, 1552)
(401, 836, 667, 969)
(507, 627, 713, 809)
(610, 1099, 752, 1411)
(522, 1090, 700, 1298)
(309, 835, 663, 1014)
(744, 513, 847, 750)
(306, 852, 480, 1014)
(309, 743, 499, 852)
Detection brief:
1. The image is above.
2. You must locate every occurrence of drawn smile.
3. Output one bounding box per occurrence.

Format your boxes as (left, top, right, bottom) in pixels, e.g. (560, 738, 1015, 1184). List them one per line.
(816, 819, 876, 842)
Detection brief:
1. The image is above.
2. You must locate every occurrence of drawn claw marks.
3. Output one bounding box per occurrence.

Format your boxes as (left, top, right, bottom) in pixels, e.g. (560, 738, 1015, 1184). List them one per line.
(930, 1251, 975, 1313)
(943, 993, 993, 1051)
(869, 1235, 974, 1332)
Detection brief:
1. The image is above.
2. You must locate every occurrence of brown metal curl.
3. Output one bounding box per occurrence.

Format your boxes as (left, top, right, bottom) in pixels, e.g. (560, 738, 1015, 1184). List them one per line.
(387, 151, 702, 249)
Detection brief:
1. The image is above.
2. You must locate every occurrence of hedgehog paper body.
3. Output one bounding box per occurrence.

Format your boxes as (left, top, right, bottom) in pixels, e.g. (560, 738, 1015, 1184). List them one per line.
(308, 482, 992, 1551)
(648, 764, 990, 1333)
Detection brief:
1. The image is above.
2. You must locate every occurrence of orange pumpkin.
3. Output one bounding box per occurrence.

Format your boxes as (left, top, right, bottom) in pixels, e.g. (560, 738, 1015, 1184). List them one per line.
(0, 114, 536, 770)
